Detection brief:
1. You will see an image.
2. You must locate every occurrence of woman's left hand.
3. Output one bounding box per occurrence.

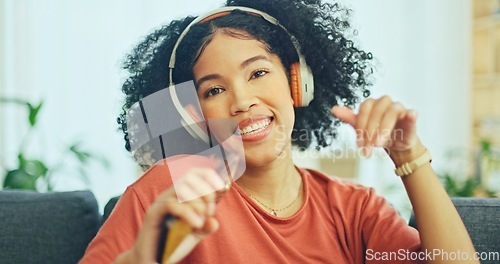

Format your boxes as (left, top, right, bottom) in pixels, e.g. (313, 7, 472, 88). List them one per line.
(331, 96, 422, 160)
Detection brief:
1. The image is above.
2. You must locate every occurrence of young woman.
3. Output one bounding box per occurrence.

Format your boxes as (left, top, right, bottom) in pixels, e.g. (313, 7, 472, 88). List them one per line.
(81, 0, 477, 263)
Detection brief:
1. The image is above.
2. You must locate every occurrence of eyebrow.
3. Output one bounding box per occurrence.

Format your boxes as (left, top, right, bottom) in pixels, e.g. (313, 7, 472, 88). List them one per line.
(196, 73, 222, 88)
(240, 55, 270, 69)
(195, 55, 271, 88)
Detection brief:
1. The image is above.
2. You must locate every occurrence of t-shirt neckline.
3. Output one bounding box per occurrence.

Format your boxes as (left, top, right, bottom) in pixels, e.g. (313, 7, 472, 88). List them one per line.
(232, 167, 310, 223)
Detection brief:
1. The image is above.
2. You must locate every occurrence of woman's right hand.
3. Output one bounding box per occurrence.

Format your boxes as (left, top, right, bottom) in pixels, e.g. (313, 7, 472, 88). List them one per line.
(114, 167, 226, 264)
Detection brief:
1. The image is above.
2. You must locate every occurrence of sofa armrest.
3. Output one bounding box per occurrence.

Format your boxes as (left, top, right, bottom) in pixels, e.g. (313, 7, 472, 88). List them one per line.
(0, 190, 101, 264)
(409, 197, 500, 263)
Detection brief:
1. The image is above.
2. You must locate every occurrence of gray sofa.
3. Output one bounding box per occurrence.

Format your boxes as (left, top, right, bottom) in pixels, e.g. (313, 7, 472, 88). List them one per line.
(0, 190, 100, 264)
(409, 197, 500, 262)
(0, 190, 498, 264)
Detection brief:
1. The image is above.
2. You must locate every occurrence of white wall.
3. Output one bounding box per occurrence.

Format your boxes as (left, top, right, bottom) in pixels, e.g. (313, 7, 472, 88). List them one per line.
(1, 0, 471, 215)
(0, 0, 5, 161)
(0, 0, 225, 210)
(348, 0, 471, 156)
(293, 0, 472, 218)
(346, 0, 471, 217)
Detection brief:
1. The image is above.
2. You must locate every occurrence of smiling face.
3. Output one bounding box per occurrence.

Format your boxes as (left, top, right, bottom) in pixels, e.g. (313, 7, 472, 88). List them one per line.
(193, 30, 295, 167)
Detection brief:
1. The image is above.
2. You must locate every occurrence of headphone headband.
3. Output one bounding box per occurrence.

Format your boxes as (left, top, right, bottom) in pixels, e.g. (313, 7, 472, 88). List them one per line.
(168, 6, 307, 86)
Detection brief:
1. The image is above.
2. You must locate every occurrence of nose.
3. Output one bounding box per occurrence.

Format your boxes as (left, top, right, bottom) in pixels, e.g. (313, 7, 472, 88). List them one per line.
(229, 85, 259, 115)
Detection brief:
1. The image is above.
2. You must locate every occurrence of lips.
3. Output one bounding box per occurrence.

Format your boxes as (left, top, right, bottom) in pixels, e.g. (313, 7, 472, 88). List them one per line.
(237, 115, 274, 141)
(238, 119, 271, 135)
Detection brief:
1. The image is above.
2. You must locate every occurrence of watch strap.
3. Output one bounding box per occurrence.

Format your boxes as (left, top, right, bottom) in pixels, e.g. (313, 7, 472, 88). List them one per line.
(394, 148, 432, 177)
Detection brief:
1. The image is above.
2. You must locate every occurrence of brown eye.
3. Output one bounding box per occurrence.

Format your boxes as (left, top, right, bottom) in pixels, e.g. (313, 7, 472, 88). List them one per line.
(251, 69, 269, 79)
(205, 87, 224, 98)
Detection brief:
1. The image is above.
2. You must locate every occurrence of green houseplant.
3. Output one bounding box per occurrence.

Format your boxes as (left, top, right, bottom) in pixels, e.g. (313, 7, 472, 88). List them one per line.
(0, 97, 109, 191)
(438, 140, 499, 198)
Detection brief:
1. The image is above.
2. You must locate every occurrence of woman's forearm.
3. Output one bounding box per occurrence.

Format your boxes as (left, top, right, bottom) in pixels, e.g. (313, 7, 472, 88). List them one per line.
(393, 143, 478, 263)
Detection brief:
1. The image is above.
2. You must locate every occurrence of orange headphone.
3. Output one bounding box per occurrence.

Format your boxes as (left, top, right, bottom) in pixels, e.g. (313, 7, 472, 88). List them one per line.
(168, 6, 314, 143)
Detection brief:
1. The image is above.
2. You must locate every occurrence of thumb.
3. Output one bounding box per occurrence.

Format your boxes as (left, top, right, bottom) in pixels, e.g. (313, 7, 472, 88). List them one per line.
(331, 106, 356, 127)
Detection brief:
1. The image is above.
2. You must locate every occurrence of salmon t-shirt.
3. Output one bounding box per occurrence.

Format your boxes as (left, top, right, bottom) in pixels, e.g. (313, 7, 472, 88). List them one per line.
(80, 160, 421, 263)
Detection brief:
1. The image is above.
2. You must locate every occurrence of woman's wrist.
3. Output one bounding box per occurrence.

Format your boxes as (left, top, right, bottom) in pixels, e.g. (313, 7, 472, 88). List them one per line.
(388, 140, 427, 167)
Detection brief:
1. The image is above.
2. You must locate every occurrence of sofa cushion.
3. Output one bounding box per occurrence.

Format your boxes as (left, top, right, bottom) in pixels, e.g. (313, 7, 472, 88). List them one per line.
(0, 190, 100, 264)
(409, 197, 500, 263)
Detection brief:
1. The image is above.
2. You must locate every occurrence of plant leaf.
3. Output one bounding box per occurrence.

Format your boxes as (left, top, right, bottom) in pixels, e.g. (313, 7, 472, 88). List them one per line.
(0, 98, 43, 127)
(25, 159, 49, 178)
(69, 144, 92, 163)
(18, 153, 27, 168)
(461, 179, 478, 197)
(28, 101, 44, 127)
(0, 97, 30, 106)
(16, 154, 49, 178)
(480, 139, 491, 153)
(3, 169, 39, 190)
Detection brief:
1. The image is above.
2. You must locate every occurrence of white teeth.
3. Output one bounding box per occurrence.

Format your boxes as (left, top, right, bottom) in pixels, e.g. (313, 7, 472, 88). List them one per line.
(238, 119, 271, 135)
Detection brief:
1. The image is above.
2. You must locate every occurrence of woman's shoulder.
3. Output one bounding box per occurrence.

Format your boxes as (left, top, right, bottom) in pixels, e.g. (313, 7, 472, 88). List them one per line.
(300, 167, 395, 221)
(300, 167, 384, 210)
(301, 167, 373, 194)
(122, 160, 172, 208)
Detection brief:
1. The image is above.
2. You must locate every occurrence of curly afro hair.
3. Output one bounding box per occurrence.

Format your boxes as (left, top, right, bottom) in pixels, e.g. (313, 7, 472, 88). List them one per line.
(117, 0, 373, 154)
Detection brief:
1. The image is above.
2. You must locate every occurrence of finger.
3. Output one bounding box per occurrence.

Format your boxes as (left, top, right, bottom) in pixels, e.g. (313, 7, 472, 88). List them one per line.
(355, 98, 375, 147)
(331, 106, 356, 127)
(399, 109, 419, 131)
(394, 109, 419, 148)
(182, 184, 215, 218)
(175, 186, 211, 223)
(176, 168, 223, 201)
(175, 179, 200, 204)
(190, 168, 226, 192)
(163, 198, 206, 229)
(365, 96, 393, 147)
(132, 189, 177, 262)
(184, 168, 226, 216)
(150, 189, 205, 229)
(193, 216, 220, 237)
(376, 102, 406, 147)
(195, 169, 225, 215)
(406, 109, 418, 123)
(146, 189, 178, 228)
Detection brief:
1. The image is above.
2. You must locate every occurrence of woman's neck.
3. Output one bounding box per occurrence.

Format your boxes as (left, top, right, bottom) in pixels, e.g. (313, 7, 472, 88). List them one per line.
(235, 147, 302, 207)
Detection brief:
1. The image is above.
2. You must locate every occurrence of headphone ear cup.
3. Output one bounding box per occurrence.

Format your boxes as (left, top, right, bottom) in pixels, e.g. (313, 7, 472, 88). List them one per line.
(289, 62, 302, 108)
